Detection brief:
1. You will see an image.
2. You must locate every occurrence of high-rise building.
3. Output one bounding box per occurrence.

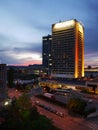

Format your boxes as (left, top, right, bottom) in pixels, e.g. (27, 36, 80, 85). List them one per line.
(42, 34, 52, 74)
(0, 64, 7, 102)
(51, 19, 84, 78)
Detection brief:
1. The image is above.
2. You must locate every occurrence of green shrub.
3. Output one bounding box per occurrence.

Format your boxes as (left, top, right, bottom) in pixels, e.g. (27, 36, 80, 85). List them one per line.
(67, 98, 87, 116)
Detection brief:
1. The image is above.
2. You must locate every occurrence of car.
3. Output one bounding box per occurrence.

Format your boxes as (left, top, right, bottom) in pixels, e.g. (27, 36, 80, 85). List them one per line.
(43, 106, 51, 111)
(35, 100, 40, 104)
(88, 99, 93, 103)
(50, 109, 57, 114)
(56, 112, 64, 117)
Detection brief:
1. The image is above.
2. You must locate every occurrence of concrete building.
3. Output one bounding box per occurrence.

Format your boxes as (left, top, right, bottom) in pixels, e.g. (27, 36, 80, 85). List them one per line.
(51, 19, 84, 78)
(42, 34, 52, 75)
(85, 68, 98, 78)
(0, 64, 7, 102)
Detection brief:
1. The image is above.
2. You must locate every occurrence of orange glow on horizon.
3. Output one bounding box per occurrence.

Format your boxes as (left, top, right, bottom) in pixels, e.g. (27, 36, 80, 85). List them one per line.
(9, 60, 42, 66)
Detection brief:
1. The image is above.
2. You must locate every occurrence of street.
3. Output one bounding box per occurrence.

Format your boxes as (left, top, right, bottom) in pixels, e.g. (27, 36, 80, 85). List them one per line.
(8, 88, 98, 130)
(31, 96, 92, 130)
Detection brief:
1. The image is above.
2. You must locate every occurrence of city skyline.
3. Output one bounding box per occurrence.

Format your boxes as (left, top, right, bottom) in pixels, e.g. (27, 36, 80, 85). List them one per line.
(0, 0, 98, 66)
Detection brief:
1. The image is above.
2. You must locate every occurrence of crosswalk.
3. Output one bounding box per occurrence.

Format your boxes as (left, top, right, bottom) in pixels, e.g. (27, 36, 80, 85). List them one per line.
(85, 117, 98, 130)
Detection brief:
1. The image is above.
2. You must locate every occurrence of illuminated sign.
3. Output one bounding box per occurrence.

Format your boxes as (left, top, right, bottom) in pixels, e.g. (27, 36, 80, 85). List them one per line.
(54, 20, 75, 29)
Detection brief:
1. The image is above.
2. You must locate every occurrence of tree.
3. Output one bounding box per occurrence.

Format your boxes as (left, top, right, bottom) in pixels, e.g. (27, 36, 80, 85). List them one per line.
(67, 98, 87, 116)
(92, 85, 97, 94)
(32, 115, 60, 130)
(7, 68, 14, 88)
(0, 93, 60, 130)
(90, 73, 94, 79)
(29, 106, 39, 120)
(44, 86, 50, 92)
(87, 65, 92, 69)
(15, 94, 32, 110)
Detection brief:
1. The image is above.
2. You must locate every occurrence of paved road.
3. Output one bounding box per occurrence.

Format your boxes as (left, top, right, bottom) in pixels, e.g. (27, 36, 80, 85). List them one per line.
(84, 117, 98, 130)
(8, 88, 98, 130)
(8, 88, 22, 98)
(31, 96, 93, 130)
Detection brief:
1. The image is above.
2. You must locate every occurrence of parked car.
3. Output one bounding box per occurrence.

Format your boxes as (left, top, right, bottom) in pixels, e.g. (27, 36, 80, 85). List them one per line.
(56, 112, 64, 117)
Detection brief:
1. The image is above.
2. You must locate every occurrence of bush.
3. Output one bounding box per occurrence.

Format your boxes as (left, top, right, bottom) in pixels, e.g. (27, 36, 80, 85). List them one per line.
(67, 98, 87, 116)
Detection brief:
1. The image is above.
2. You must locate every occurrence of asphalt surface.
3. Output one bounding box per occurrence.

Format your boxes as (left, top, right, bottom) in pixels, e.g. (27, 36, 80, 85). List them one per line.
(31, 96, 93, 130)
(8, 88, 98, 130)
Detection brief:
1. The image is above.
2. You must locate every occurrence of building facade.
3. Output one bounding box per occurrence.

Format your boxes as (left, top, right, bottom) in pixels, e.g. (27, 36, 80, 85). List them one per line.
(51, 19, 84, 78)
(0, 64, 7, 101)
(42, 34, 52, 75)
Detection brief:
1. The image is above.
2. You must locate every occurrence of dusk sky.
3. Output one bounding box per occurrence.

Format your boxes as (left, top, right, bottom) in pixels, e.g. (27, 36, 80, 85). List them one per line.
(0, 0, 98, 66)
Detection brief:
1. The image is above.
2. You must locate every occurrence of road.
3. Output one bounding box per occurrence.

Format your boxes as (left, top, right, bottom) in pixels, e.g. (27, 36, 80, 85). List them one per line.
(8, 88, 22, 98)
(8, 88, 98, 130)
(31, 96, 92, 130)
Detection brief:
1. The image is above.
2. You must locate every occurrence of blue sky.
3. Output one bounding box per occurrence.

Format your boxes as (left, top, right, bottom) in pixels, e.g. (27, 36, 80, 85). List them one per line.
(0, 0, 98, 66)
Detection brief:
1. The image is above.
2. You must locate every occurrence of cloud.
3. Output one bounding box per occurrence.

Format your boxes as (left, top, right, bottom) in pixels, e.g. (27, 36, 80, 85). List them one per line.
(0, 0, 98, 66)
(12, 42, 42, 53)
(85, 52, 98, 66)
(0, 33, 13, 48)
(0, 43, 42, 65)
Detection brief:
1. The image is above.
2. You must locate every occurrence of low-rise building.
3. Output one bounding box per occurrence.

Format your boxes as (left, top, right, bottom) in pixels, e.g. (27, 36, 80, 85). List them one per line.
(0, 64, 7, 103)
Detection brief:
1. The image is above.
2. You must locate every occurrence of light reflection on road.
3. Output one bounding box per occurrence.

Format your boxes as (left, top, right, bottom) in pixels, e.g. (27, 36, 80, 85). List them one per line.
(8, 88, 22, 99)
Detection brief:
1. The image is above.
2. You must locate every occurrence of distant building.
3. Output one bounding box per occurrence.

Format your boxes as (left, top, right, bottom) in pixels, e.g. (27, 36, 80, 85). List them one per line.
(85, 68, 98, 78)
(28, 64, 45, 75)
(42, 34, 52, 75)
(0, 64, 7, 102)
(51, 19, 84, 78)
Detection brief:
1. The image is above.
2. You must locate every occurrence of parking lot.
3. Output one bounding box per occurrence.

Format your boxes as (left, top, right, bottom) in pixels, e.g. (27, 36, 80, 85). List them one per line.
(35, 100, 64, 117)
(31, 96, 92, 130)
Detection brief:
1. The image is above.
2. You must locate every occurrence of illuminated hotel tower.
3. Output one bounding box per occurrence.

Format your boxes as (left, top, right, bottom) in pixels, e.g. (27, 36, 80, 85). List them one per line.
(51, 19, 84, 78)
